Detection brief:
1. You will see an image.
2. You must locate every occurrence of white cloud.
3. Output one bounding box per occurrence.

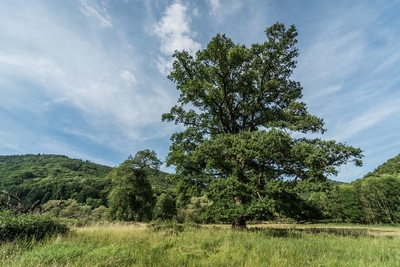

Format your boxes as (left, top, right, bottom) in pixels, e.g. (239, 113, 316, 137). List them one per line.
(152, 1, 201, 74)
(298, 30, 365, 105)
(154, 55, 174, 76)
(120, 70, 137, 83)
(206, 0, 220, 15)
(292, 3, 400, 145)
(0, 54, 64, 76)
(0, 1, 178, 156)
(281, 2, 400, 182)
(205, 0, 242, 21)
(79, 0, 113, 28)
(44, 97, 69, 107)
(1, 0, 399, 178)
(192, 7, 200, 17)
(332, 102, 400, 141)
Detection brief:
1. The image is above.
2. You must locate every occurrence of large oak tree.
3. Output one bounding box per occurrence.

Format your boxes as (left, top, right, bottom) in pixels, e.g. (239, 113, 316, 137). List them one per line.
(162, 23, 363, 228)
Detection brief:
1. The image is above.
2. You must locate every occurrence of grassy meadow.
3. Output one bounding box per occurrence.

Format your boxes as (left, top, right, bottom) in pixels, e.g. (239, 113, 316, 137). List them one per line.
(1, 222, 399, 267)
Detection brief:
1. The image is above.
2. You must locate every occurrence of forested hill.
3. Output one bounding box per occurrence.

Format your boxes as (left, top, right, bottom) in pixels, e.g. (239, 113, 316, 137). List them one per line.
(0, 154, 112, 183)
(363, 153, 400, 178)
(0, 154, 173, 207)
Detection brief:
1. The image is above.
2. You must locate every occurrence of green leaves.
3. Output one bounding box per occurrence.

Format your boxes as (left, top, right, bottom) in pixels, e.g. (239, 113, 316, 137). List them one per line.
(0, 210, 69, 243)
(309, 173, 400, 224)
(107, 150, 159, 221)
(163, 23, 321, 137)
(163, 22, 363, 226)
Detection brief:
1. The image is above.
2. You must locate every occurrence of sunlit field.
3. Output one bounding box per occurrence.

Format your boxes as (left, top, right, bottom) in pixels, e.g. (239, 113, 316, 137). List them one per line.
(1, 222, 400, 267)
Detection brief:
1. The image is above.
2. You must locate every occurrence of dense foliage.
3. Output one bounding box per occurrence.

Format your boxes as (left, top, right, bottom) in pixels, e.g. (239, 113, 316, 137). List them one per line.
(0, 209, 69, 242)
(363, 153, 400, 178)
(311, 154, 400, 224)
(162, 22, 363, 227)
(0, 154, 174, 214)
(1, 150, 400, 225)
(107, 150, 160, 221)
(0, 154, 112, 207)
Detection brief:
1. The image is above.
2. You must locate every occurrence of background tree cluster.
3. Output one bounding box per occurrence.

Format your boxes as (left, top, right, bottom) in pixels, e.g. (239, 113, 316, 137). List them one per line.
(2, 153, 400, 225)
(310, 154, 400, 224)
(0, 154, 178, 221)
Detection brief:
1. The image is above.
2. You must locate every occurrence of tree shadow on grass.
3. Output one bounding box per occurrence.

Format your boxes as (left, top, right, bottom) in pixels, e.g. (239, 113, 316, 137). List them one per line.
(248, 227, 374, 238)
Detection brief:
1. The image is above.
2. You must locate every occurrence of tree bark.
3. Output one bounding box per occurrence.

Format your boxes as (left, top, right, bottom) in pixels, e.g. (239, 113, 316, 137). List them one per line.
(232, 196, 247, 229)
(232, 216, 246, 229)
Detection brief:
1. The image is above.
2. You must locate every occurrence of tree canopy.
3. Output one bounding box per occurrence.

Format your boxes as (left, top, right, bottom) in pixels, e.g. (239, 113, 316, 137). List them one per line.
(107, 150, 161, 221)
(162, 22, 363, 228)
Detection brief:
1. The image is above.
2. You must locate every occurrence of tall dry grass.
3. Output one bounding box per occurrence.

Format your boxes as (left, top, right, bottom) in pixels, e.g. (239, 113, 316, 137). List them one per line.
(1, 222, 399, 267)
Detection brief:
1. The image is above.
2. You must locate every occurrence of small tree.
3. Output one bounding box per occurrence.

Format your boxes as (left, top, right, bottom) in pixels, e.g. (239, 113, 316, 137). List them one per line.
(182, 195, 213, 223)
(162, 23, 363, 228)
(107, 150, 161, 221)
(153, 193, 176, 220)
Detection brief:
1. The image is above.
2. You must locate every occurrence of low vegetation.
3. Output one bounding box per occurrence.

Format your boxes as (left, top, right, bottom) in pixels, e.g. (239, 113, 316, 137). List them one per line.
(0, 210, 68, 243)
(1, 223, 399, 267)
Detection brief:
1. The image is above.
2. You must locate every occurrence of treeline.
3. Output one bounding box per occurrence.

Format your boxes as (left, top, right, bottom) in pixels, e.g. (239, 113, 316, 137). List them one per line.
(310, 154, 400, 224)
(2, 153, 400, 225)
(311, 174, 400, 224)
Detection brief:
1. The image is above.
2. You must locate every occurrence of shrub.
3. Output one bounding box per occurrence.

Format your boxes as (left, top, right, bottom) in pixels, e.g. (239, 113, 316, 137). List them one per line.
(147, 219, 184, 235)
(0, 210, 69, 243)
(176, 195, 213, 223)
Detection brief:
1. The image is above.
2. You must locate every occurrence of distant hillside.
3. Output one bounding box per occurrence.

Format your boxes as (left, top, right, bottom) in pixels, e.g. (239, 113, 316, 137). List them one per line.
(0, 154, 112, 183)
(0, 154, 174, 207)
(363, 153, 400, 178)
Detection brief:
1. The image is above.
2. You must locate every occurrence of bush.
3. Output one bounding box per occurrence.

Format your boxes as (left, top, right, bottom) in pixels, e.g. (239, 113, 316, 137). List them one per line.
(147, 219, 184, 235)
(91, 205, 108, 220)
(0, 210, 69, 243)
(176, 195, 213, 223)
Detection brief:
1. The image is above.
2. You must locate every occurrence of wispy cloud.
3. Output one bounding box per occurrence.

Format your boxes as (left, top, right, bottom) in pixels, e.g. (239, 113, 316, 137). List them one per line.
(332, 100, 400, 141)
(152, 0, 201, 74)
(298, 30, 365, 105)
(294, 3, 400, 142)
(205, 0, 242, 22)
(120, 70, 137, 84)
(285, 2, 400, 180)
(79, 0, 113, 28)
(44, 98, 69, 107)
(0, 1, 176, 161)
(206, 0, 220, 15)
(1, 0, 399, 178)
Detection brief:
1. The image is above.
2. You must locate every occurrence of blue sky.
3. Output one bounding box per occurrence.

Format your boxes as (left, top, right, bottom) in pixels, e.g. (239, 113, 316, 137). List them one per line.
(1, 0, 399, 182)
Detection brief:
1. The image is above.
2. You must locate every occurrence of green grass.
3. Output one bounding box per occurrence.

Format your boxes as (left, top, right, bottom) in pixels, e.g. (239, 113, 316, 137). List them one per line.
(1, 223, 400, 267)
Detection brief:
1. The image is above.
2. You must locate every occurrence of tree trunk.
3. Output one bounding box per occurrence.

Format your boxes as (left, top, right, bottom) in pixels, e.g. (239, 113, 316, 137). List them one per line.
(232, 196, 246, 229)
(232, 216, 246, 229)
